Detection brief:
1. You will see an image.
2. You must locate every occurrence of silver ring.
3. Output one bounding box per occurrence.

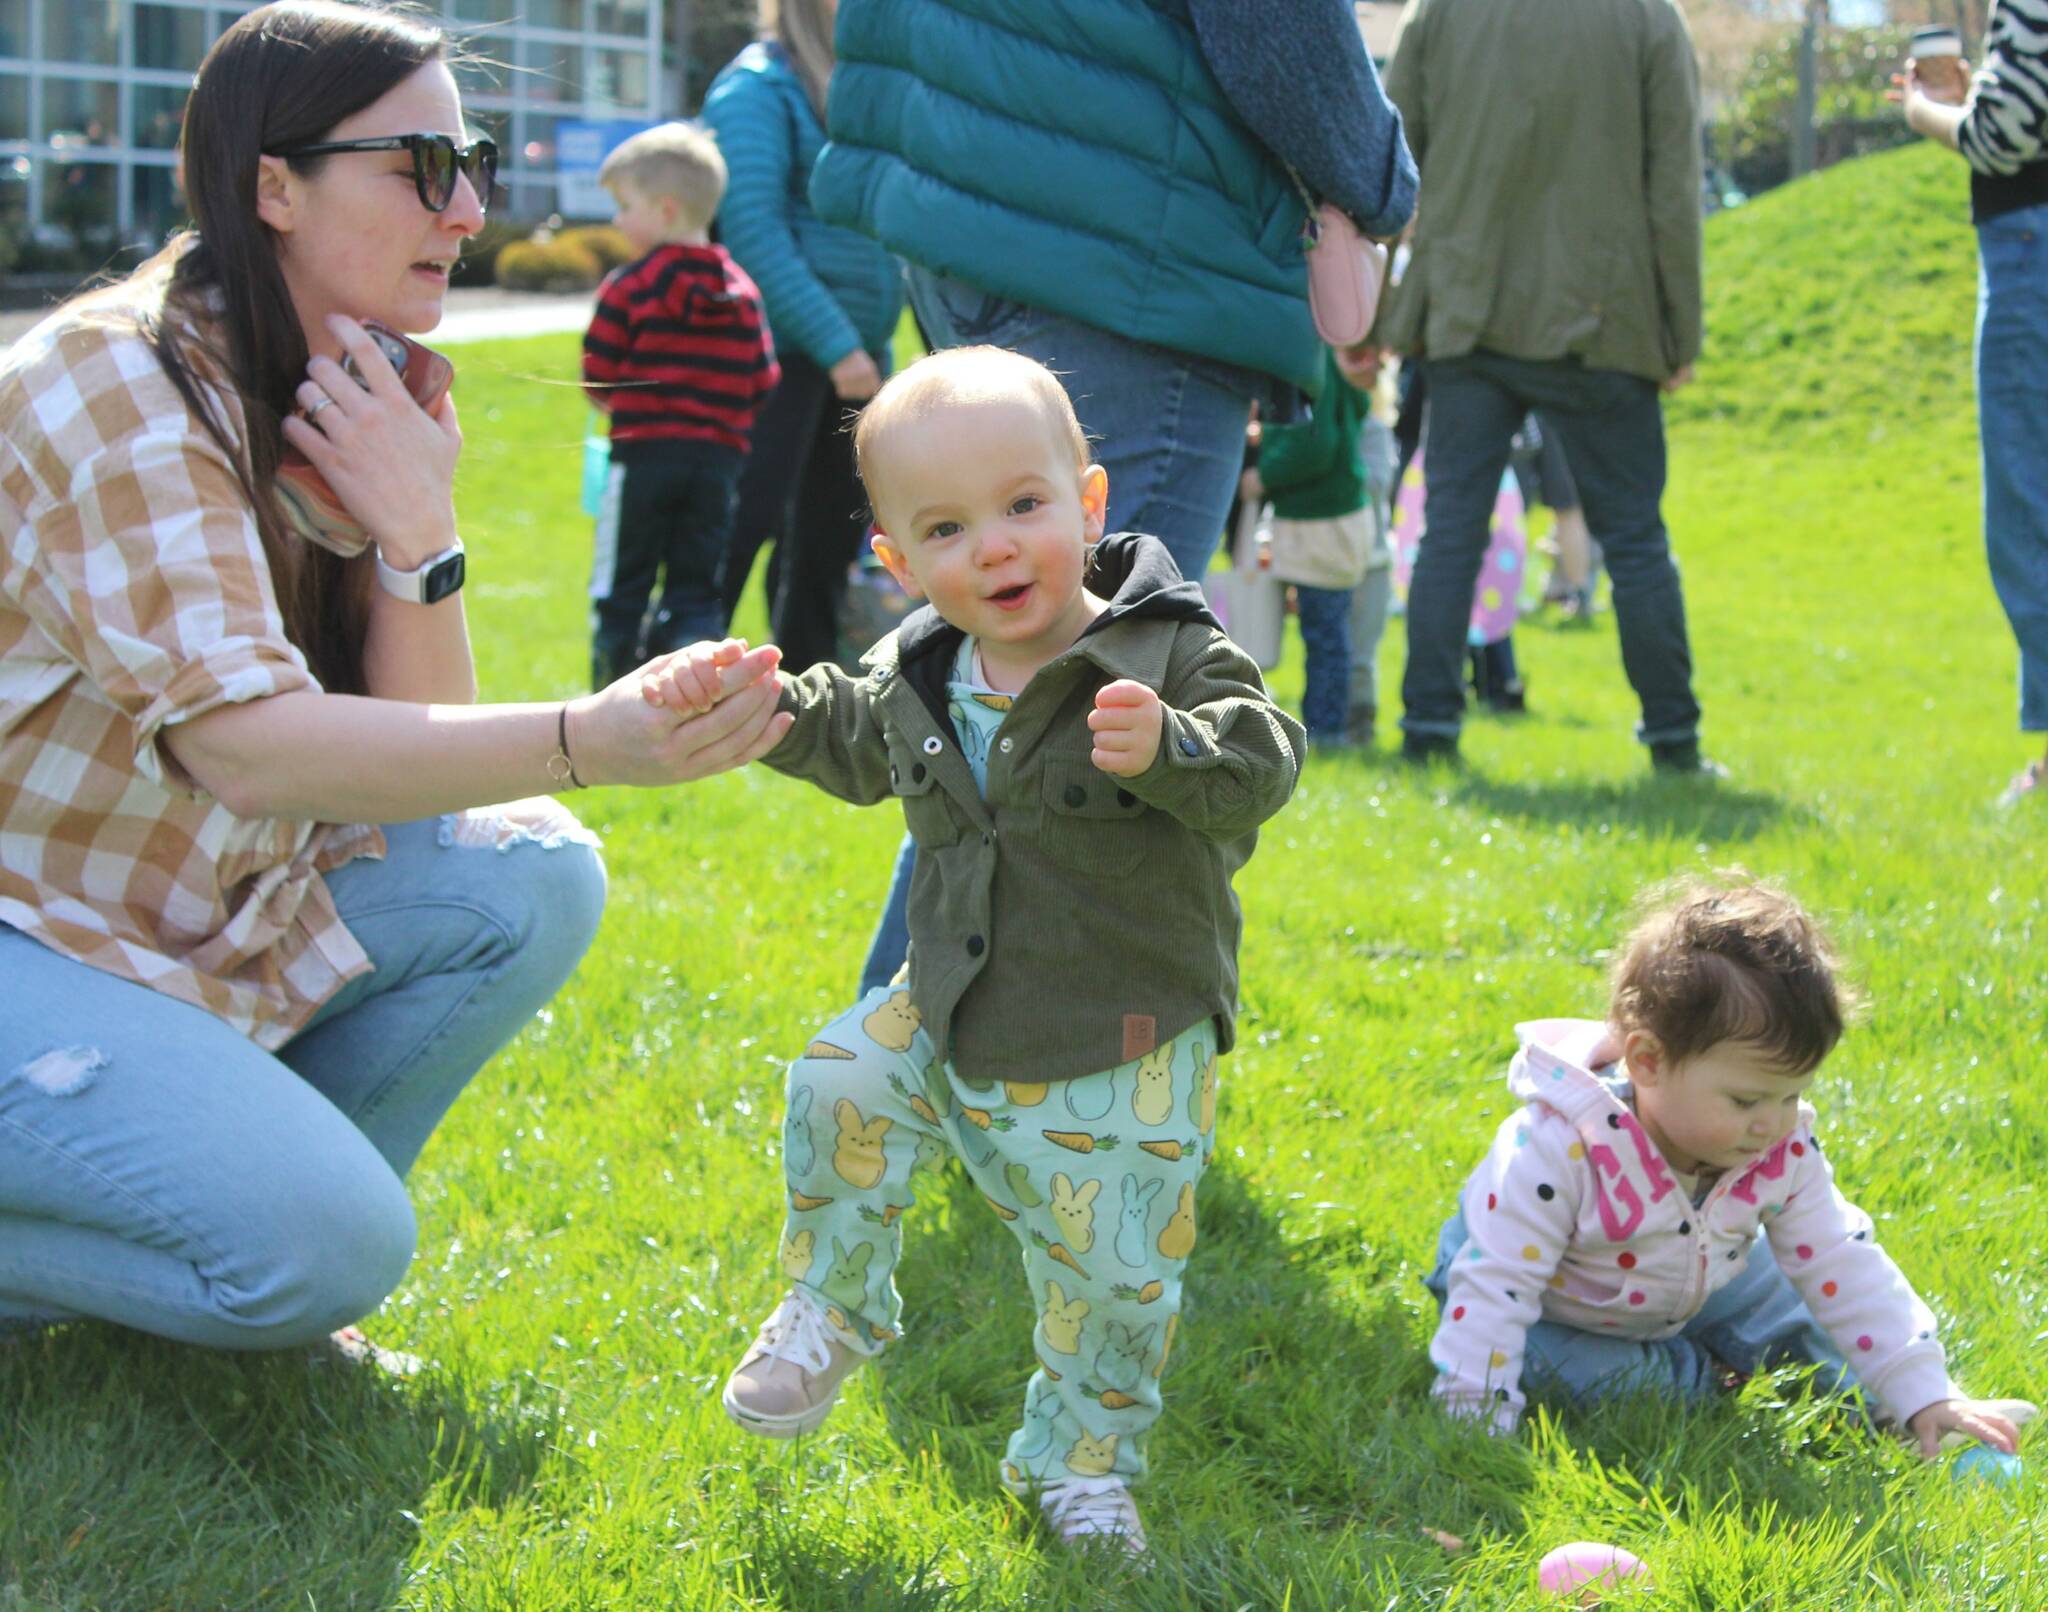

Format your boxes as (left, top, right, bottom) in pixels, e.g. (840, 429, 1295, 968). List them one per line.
(304, 395, 335, 421)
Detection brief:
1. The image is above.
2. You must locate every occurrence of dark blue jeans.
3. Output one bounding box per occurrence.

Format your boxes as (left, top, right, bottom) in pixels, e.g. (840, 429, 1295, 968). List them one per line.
(1294, 584, 1353, 739)
(1400, 351, 1700, 748)
(590, 439, 741, 687)
(1978, 204, 2048, 732)
(1424, 1208, 1857, 1410)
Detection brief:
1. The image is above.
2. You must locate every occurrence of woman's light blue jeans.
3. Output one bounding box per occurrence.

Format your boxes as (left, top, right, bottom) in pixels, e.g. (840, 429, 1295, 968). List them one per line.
(1978, 203, 2048, 732)
(859, 270, 1263, 990)
(0, 804, 605, 1348)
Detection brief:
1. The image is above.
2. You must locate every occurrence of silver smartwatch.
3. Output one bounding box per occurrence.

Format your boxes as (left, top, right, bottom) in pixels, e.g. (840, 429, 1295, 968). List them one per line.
(374, 539, 466, 605)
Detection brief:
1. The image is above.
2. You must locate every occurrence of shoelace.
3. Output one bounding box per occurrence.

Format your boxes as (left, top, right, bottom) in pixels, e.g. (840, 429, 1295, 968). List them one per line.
(754, 1292, 836, 1376)
(1041, 1478, 1140, 1541)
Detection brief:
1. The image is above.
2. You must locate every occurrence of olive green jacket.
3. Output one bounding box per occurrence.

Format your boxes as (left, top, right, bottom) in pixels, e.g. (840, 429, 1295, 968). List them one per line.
(764, 534, 1305, 1083)
(1376, 0, 1703, 382)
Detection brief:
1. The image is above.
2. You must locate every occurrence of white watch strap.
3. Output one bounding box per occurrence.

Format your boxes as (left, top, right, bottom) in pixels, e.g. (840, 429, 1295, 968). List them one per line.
(374, 539, 465, 602)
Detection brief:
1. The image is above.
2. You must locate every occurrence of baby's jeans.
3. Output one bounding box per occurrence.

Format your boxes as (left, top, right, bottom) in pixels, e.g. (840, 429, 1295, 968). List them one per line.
(776, 985, 1217, 1490)
(1424, 1208, 1860, 1407)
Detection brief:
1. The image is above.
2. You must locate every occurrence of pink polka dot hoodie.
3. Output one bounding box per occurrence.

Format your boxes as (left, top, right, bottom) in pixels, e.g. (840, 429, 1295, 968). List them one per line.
(1430, 1018, 1957, 1433)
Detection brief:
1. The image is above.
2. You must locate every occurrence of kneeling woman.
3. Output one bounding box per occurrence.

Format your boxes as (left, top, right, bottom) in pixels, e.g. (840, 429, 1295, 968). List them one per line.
(0, 0, 789, 1351)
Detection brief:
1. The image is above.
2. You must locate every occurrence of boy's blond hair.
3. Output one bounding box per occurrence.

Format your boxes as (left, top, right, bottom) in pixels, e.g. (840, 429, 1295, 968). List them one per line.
(853, 345, 1091, 515)
(598, 121, 726, 232)
(1609, 875, 1854, 1076)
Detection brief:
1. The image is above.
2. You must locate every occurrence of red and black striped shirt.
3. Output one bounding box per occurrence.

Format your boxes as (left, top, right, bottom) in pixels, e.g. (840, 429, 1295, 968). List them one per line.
(582, 243, 780, 450)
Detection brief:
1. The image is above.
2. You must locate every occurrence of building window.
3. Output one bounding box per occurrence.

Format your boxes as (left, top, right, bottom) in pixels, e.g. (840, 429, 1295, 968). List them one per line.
(0, 0, 26, 59)
(1, 155, 27, 227)
(520, 109, 567, 168)
(589, 47, 647, 111)
(520, 37, 582, 103)
(590, 0, 648, 37)
(134, 82, 187, 149)
(524, 0, 583, 31)
(466, 104, 509, 151)
(0, 72, 24, 140)
(131, 160, 185, 241)
(42, 77, 119, 146)
(41, 154, 117, 238)
(42, 0, 120, 64)
(134, 4, 210, 72)
(454, 52, 508, 99)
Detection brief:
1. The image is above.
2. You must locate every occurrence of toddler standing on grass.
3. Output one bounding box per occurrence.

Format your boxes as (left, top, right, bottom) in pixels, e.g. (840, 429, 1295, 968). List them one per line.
(581, 123, 779, 689)
(1239, 343, 1388, 749)
(1426, 878, 2034, 1457)
(645, 346, 1303, 1556)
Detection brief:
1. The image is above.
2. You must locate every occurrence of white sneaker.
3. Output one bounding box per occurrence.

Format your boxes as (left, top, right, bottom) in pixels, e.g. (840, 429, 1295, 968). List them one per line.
(319, 1325, 423, 1378)
(721, 1288, 866, 1439)
(1039, 1478, 1148, 1559)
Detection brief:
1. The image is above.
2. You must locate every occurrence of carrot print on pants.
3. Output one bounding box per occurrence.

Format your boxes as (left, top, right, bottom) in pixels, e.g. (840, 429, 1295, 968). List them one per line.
(775, 984, 1215, 1487)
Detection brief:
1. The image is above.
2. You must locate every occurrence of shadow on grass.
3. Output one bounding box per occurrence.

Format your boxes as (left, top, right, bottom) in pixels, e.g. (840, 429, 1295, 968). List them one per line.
(1452, 769, 1807, 845)
(724, 1167, 1939, 1609)
(0, 1323, 557, 1610)
(730, 1165, 1553, 1608)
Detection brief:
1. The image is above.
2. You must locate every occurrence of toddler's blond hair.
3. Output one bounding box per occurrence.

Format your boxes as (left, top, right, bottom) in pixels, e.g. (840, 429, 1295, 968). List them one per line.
(599, 121, 725, 233)
(853, 346, 1091, 515)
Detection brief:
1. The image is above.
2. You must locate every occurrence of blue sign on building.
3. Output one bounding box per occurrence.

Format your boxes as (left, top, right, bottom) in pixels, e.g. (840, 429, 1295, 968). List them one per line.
(556, 119, 658, 218)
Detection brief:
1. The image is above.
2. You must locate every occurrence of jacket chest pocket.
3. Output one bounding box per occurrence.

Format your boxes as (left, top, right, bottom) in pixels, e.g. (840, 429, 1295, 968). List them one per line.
(890, 741, 962, 849)
(1038, 755, 1147, 876)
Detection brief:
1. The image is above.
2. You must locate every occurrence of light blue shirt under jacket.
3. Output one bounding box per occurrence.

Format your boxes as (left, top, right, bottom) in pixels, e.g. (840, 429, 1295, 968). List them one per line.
(701, 41, 904, 371)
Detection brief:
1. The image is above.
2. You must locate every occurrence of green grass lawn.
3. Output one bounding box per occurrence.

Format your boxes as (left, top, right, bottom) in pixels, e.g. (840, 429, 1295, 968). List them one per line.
(4, 143, 2043, 1609)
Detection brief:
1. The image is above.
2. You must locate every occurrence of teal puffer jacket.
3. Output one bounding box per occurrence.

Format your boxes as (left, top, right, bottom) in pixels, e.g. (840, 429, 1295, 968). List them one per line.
(808, 0, 1323, 396)
(702, 42, 904, 370)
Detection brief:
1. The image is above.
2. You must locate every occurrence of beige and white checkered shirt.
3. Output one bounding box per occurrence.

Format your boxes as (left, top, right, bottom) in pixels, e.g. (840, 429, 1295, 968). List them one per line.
(1, 274, 381, 1050)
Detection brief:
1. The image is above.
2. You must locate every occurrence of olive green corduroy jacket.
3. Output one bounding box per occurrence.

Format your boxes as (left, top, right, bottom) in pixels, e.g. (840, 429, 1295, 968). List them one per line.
(763, 535, 1305, 1083)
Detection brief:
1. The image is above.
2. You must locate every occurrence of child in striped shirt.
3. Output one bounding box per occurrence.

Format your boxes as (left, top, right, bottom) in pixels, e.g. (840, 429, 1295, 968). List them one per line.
(581, 122, 779, 688)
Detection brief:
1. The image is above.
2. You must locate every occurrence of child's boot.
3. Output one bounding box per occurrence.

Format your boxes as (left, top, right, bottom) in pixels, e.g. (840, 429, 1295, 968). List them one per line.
(1039, 1478, 1148, 1560)
(722, 1288, 866, 1438)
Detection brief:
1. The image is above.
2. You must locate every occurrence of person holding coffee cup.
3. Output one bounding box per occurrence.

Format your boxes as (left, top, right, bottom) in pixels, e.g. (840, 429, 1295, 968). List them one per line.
(1892, 2, 2048, 805)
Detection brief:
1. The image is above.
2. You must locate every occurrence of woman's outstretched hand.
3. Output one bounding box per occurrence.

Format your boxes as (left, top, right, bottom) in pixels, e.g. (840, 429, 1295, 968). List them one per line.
(569, 640, 790, 787)
(281, 314, 462, 568)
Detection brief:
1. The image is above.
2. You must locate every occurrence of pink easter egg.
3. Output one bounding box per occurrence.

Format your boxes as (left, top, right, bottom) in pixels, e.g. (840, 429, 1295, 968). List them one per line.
(1537, 1541, 1651, 1602)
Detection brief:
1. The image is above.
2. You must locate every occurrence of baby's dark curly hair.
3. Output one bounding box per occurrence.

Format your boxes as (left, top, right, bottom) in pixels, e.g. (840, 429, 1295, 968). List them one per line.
(1609, 876, 1854, 1075)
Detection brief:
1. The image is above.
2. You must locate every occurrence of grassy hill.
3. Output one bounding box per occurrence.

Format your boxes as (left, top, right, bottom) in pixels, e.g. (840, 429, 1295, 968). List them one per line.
(1675, 141, 1980, 439)
(2, 144, 2041, 1611)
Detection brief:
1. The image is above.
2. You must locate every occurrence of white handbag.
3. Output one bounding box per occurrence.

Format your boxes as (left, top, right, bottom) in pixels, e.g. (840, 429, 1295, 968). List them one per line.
(1202, 498, 1285, 670)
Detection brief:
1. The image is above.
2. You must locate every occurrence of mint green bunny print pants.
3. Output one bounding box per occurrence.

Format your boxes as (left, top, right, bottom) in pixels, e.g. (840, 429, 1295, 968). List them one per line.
(776, 984, 1217, 1489)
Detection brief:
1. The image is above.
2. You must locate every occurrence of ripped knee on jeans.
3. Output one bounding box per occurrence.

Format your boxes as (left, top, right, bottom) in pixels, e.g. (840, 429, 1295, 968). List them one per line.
(12, 1045, 107, 1097)
(438, 798, 603, 854)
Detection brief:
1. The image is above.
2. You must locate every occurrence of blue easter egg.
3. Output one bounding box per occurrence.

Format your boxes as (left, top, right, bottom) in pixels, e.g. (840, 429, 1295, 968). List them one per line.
(1951, 1446, 2023, 1485)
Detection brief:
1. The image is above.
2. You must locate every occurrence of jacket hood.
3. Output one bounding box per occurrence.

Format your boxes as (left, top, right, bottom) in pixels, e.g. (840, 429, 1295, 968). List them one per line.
(1506, 1018, 1633, 1125)
(889, 531, 1219, 667)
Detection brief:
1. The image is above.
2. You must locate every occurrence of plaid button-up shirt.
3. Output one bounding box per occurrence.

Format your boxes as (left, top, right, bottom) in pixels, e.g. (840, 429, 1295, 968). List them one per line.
(1, 273, 381, 1049)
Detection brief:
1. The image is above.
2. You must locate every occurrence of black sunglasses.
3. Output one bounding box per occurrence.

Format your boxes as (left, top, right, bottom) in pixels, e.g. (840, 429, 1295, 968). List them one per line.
(266, 132, 497, 214)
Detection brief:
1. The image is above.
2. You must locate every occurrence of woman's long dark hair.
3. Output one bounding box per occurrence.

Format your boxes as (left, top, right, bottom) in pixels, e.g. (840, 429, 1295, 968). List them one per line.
(150, 0, 448, 694)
